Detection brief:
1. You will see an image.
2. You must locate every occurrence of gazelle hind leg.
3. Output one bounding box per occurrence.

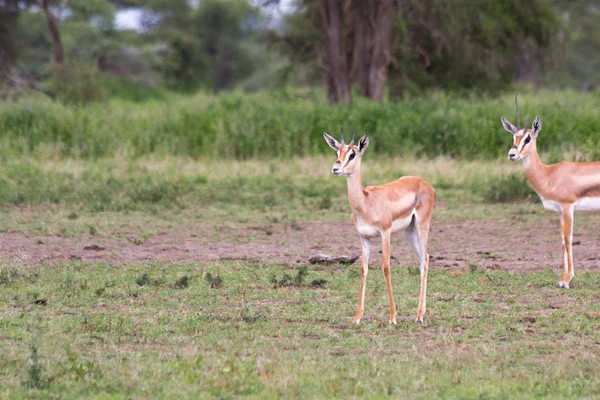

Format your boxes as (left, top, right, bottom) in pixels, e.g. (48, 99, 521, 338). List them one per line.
(558, 205, 574, 289)
(414, 201, 434, 323)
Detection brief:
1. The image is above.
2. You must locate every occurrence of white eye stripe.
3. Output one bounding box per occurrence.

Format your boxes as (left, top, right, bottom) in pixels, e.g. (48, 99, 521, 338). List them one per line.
(343, 150, 356, 166)
(518, 135, 531, 152)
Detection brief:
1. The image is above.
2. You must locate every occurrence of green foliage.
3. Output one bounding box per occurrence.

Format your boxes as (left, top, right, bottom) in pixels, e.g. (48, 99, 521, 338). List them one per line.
(1, 89, 600, 160)
(46, 64, 106, 104)
(205, 272, 223, 289)
(479, 173, 536, 203)
(174, 275, 190, 289)
(270, 266, 309, 288)
(389, 0, 559, 95)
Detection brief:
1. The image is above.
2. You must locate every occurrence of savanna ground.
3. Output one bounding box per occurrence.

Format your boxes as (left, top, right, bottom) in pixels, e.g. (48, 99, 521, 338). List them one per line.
(1, 156, 600, 398)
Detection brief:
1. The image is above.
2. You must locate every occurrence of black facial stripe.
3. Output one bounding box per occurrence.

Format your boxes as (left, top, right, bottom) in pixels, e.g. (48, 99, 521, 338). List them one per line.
(348, 151, 356, 161)
(523, 135, 531, 146)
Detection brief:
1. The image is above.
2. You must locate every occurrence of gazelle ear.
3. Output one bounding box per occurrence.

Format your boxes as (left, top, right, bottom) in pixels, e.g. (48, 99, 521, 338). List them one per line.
(323, 132, 341, 151)
(532, 116, 542, 138)
(358, 134, 369, 155)
(501, 117, 518, 134)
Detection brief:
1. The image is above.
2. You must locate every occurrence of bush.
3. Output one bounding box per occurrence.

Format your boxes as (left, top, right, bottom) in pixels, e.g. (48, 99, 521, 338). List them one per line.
(480, 173, 536, 203)
(1, 89, 599, 161)
(46, 64, 106, 105)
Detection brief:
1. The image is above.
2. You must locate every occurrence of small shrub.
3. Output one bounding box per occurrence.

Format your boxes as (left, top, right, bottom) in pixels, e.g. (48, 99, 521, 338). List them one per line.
(175, 275, 190, 289)
(311, 279, 328, 287)
(469, 263, 484, 273)
(0, 267, 21, 285)
(205, 272, 223, 289)
(271, 266, 309, 288)
(240, 306, 266, 323)
(67, 212, 79, 220)
(480, 173, 535, 203)
(136, 273, 151, 287)
(407, 266, 420, 276)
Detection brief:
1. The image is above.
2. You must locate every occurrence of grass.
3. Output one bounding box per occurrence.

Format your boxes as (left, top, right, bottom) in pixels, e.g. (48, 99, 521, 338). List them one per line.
(1, 260, 599, 398)
(2, 89, 600, 160)
(0, 155, 598, 397)
(0, 155, 533, 217)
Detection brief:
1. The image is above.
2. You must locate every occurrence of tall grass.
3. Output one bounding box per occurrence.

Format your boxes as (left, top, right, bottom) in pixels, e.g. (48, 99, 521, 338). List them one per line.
(1, 89, 600, 160)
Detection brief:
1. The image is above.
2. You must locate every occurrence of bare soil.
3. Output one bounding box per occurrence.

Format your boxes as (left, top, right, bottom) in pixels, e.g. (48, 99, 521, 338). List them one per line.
(2, 211, 600, 273)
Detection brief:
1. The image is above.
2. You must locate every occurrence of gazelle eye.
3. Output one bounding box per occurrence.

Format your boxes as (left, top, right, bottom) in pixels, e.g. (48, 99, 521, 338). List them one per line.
(348, 151, 355, 161)
(523, 136, 531, 146)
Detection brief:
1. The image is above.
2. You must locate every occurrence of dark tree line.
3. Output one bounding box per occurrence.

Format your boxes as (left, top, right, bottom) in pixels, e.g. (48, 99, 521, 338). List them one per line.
(1, 0, 599, 102)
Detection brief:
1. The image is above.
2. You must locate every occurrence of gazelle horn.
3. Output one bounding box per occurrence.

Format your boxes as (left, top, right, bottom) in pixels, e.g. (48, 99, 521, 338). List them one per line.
(340, 128, 345, 144)
(351, 129, 356, 145)
(515, 93, 521, 132)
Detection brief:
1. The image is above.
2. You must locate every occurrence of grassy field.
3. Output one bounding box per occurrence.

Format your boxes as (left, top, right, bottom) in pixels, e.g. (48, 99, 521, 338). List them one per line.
(1, 260, 600, 398)
(0, 155, 600, 398)
(1, 88, 600, 397)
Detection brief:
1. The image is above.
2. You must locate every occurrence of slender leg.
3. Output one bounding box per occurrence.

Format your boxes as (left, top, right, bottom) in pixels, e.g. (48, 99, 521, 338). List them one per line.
(558, 205, 574, 289)
(381, 229, 397, 325)
(414, 203, 434, 324)
(353, 235, 370, 324)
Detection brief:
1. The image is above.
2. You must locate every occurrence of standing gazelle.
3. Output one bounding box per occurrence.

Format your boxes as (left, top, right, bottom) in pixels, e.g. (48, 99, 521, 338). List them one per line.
(501, 95, 600, 289)
(323, 130, 436, 324)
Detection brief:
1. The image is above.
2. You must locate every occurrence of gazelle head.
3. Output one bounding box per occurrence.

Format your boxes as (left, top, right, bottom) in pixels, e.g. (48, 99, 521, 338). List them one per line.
(323, 129, 369, 176)
(501, 94, 542, 161)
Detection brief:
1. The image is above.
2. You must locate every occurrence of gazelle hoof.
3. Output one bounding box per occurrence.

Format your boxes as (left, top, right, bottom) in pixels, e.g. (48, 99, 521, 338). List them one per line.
(389, 319, 397, 325)
(556, 282, 569, 289)
(352, 317, 361, 325)
(415, 317, 424, 325)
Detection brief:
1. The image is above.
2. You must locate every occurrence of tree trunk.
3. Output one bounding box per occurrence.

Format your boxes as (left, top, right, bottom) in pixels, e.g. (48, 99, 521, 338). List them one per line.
(353, 0, 393, 101)
(317, 0, 352, 104)
(38, 0, 65, 66)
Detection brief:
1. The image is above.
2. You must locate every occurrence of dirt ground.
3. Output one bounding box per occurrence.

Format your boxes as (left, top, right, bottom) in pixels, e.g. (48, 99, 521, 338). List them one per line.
(2, 210, 600, 273)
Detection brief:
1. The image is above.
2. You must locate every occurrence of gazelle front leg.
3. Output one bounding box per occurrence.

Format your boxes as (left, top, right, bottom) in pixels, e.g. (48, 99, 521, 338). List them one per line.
(558, 205, 575, 289)
(381, 229, 397, 325)
(353, 235, 370, 324)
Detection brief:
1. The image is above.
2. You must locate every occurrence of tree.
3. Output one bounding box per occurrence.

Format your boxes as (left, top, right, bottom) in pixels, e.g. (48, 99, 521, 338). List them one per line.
(316, 0, 352, 103)
(37, 0, 69, 66)
(271, 0, 395, 103)
(353, 0, 393, 100)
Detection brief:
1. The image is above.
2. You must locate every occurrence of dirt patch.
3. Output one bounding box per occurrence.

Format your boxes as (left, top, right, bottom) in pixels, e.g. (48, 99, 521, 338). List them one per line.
(1, 214, 600, 272)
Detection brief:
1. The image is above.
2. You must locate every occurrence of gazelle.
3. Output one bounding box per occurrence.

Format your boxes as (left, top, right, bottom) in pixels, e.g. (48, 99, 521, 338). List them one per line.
(501, 95, 600, 289)
(323, 130, 436, 324)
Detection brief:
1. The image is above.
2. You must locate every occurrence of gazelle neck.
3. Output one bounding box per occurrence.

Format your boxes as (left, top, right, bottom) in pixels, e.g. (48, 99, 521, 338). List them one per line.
(346, 165, 367, 212)
(522, 150, 549, 193)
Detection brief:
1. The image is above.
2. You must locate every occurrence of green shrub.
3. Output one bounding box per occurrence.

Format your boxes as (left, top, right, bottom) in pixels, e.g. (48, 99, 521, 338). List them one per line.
(480, 173, 536, 203)
(0, 89, 599, 161)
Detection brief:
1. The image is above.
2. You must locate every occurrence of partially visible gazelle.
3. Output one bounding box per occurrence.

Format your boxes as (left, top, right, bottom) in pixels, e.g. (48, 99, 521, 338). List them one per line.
(502, 95, 600, 289)
(323, 130, 436, 324)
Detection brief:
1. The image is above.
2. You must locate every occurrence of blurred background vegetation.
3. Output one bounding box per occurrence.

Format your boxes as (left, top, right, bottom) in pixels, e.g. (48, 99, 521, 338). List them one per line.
(0, 0, 599, 159)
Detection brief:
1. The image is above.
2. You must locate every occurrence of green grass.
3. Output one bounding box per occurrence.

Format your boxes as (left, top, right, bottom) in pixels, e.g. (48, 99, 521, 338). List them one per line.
(2, 89, 600, 160)
(1, 260, 599, 398)
(0, 155, 596, 397)
(0, 156, 534, 220)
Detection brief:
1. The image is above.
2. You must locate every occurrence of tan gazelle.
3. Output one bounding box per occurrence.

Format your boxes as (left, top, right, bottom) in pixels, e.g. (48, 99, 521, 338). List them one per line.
(323, 130, 436, 324)
(502, 95, 600, 289)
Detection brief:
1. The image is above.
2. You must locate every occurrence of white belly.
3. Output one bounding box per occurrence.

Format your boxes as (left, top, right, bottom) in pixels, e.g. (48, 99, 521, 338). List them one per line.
(355, 211, 414, 238)
(391, 213, 414, 233)
(575, 197, 600, 211)
(541, 199, 561, 213)
(356, 223, 380, 238)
